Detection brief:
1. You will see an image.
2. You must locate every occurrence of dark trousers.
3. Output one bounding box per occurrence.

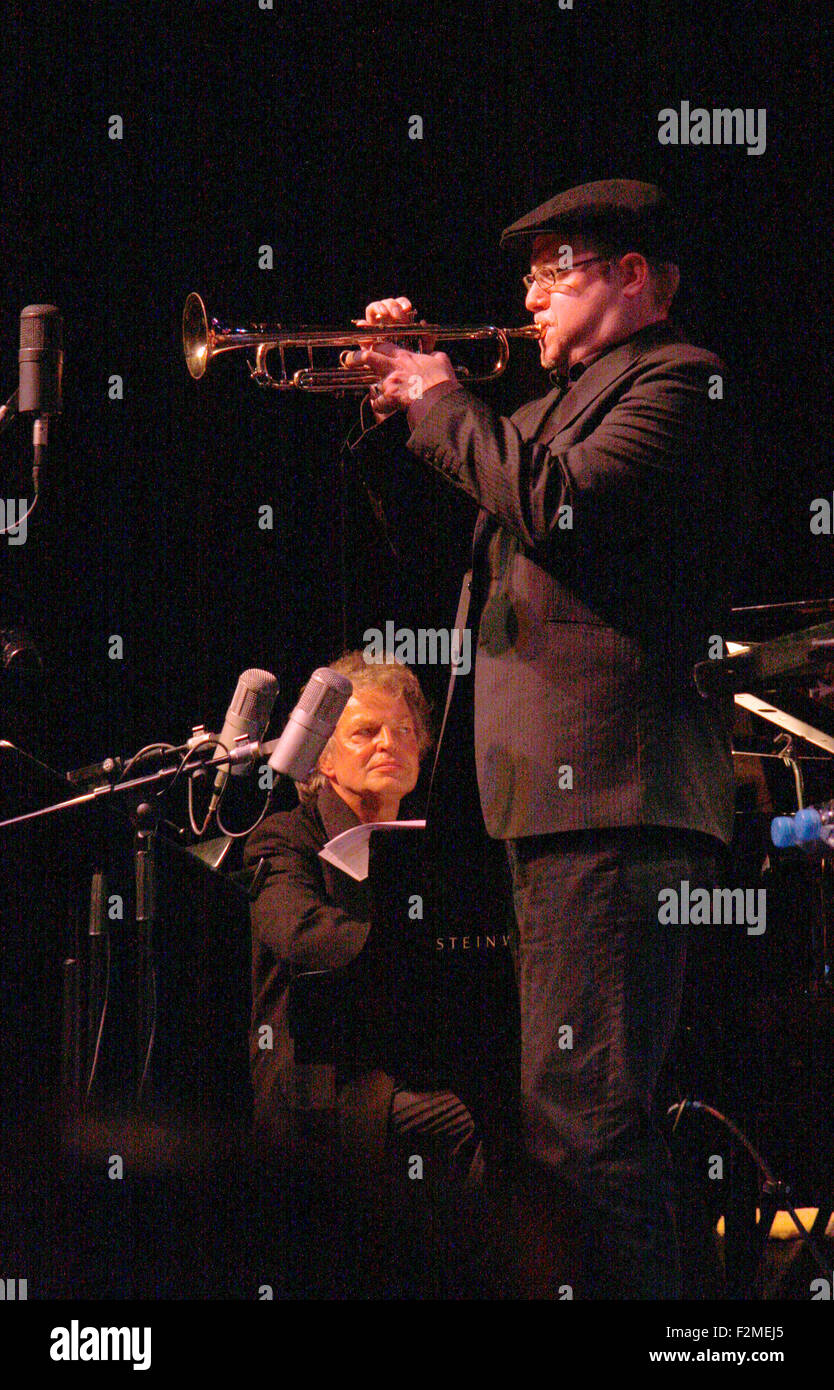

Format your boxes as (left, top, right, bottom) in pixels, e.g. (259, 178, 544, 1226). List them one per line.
(506, 825, 721, 1299)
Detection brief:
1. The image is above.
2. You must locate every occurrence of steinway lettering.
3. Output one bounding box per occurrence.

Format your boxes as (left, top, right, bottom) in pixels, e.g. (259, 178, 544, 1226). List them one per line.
(436, 933, 509, 951)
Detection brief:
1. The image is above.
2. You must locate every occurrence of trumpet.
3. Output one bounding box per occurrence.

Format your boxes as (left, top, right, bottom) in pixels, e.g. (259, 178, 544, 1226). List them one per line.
(182, 292, 542, 394)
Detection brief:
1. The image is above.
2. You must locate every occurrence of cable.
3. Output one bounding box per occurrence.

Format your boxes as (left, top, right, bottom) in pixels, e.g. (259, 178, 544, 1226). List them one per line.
(342, 392, 389, 455)
(116, 742, 180, 784)
(83, 930, 111, 1109)
(0, 493, 38, 535)
(188, 773, 211, 837)
(214, 787, 273, 840)
(136, 963, 158, 1107)
(165, 733, 223, 801)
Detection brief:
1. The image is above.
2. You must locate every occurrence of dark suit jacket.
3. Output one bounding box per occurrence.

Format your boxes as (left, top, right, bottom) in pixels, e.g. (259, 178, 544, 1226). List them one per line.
(244, 781, 394, 1165)
(407, 321, 736, 843)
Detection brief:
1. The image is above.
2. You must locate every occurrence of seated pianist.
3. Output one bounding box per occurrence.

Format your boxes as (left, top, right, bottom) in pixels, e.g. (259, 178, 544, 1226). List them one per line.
(244, 649, 483, 1187)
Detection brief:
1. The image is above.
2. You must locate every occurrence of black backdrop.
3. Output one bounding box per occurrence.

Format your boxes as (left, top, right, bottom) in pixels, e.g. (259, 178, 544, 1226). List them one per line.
(0, 0, 833, 1312)
(0, 2, 831, 778)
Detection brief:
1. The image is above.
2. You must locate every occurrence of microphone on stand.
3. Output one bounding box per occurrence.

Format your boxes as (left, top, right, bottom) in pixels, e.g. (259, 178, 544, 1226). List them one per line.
(191, 667, 351, 806)
(19, 305, 63, 460)
(65, 669, 279, 799)
(16, 304, 63, 527)
(207, 668, 279, 817)
(266, 668, 353, 781)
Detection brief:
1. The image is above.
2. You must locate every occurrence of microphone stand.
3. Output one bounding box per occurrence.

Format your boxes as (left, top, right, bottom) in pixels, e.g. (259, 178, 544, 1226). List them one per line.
(0, 746, 229, 1122)
(0, 752, 212, 832)
(133, 797, 159, 1110)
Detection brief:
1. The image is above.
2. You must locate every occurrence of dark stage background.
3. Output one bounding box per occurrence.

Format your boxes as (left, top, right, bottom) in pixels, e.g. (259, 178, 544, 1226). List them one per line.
(1, 2, 831, 773)
(1, 0, 833, 1307)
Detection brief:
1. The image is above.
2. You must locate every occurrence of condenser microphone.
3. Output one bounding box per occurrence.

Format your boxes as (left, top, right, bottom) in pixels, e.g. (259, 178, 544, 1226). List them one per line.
(267, 668, 353, 781)
(19, 306, 63, 451)
(209, 668, 279, 811)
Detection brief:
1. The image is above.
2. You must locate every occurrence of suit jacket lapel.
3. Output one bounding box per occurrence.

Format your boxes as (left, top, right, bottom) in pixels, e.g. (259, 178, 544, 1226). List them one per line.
(540, 321, 683, 440)
(510, 381, 564, 437)
(318, 781, 362, 843)
(469, 324, 683, 575)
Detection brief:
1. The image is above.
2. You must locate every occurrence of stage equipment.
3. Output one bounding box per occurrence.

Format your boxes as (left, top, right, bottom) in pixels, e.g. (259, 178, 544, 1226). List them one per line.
(694, 618, 834, 699)
(182, 292, 542, 393)
(1, 739, 252, 1132)
(670, 602, 834, 1296)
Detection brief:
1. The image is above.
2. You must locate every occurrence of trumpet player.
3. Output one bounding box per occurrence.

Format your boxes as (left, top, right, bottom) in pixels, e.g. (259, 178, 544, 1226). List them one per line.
(354, 179, 736, 1300)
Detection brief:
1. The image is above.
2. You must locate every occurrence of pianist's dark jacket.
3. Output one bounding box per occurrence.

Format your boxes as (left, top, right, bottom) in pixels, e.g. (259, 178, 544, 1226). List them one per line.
(244, 780, 395, 1167)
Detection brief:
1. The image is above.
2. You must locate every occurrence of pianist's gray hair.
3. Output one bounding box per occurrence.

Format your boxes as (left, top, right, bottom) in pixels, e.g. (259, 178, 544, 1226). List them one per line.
(295, 649, 434, 805)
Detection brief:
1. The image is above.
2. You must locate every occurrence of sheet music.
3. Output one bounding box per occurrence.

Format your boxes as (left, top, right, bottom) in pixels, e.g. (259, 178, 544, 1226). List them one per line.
(318, 819, 426, 881)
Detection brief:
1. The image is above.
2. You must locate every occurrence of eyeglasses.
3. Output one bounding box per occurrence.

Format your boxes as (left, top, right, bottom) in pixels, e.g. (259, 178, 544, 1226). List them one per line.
(522, 256, 610, 293)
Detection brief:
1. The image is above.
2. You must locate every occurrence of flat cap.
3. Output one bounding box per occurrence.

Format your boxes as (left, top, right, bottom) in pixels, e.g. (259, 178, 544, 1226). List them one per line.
(500, 179, 679, 259)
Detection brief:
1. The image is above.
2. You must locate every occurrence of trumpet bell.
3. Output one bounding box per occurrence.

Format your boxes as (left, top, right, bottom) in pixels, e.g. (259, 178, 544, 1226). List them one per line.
(183, 292, 210, 379)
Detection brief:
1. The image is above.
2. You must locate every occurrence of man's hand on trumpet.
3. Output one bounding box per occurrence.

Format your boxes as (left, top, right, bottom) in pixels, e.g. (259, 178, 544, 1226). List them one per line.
(354, 297, 459, 420)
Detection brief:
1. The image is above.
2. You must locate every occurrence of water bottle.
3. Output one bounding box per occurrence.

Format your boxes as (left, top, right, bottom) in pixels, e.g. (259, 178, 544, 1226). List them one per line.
(771, 800, 834, 850)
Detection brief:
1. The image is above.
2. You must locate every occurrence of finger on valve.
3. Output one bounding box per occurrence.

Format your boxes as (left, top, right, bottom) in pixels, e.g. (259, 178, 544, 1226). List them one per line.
(348, 297, 416, 378)
(355, 296, 415, 328)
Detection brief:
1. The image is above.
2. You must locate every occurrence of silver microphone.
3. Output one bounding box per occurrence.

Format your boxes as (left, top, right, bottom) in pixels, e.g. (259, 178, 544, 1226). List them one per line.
(209, 668, 279, 812)
(267, 668, 353, 781)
